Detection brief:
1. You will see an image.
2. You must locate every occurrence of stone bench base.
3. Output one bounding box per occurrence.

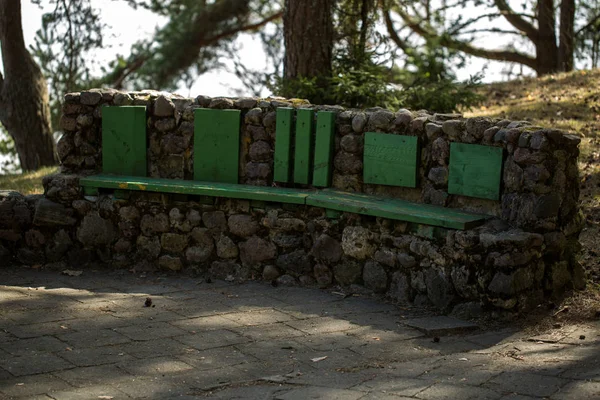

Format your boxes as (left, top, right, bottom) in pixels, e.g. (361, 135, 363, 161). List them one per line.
(0, 187, 586, 315)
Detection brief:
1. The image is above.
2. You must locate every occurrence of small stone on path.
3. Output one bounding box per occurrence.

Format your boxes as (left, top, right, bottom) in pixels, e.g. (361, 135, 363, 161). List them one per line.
(404, 316, 478, 335)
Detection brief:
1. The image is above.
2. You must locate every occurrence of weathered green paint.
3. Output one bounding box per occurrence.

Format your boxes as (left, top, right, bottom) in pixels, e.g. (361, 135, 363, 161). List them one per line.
(80, 174, 311, 204)
(312, 111, 336, 187)
(448, 143, 503, 200)
(294, 109, 314, 184)
(363, 133, 419, 187)
(274, 107, 294, 183)
(83, 186, 99, 196)
(325, 209, 342, 219)
(194, 108, 241, 184)
(306, 189, 487, 230)
(102, 106, 147, 176)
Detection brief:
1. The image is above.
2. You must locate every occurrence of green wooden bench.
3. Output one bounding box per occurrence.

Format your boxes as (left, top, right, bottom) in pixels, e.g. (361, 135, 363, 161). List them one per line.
(80, 106, 503, 230)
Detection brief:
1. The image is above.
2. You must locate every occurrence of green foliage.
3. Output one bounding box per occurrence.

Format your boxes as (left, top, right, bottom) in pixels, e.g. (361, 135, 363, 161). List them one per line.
(273, 4, 482, 113)
(397, 74, 483, 113)
(30, 0, 105, 130)
(103, 0, 282, 91)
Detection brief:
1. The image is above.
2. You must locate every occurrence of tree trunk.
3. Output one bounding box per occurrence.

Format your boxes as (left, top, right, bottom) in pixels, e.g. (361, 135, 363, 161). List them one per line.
(558, 0, 576, 72)
(0, 0, 56, 171)
(283, 0, 334, 83)
(535, 0, 559, 75)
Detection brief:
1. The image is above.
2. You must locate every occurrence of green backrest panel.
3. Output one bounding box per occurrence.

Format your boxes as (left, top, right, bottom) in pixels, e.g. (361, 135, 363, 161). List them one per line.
(448, 143, 503, 200)
(274, 108, 294, 183)
(194, 108, 241, 184)
(363, 133, 419, 188)
(102, 106, 147, 176)
(293, 109, 315, 185)
(312, 111, 336, 187)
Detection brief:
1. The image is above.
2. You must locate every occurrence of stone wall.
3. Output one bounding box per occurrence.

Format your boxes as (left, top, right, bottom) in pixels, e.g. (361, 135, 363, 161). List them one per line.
(0, 89, 586, 316)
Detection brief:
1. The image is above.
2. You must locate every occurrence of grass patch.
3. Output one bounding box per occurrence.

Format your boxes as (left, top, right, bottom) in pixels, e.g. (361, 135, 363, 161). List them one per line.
(0, 166, 58, 195)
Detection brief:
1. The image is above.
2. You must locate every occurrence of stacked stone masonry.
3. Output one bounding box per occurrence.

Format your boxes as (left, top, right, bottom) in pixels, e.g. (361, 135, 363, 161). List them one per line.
(0, 89, 586, 315)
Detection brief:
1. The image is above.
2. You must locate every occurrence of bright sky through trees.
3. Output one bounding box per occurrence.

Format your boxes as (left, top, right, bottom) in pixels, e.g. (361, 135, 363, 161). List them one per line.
(6, 0, 517, 99)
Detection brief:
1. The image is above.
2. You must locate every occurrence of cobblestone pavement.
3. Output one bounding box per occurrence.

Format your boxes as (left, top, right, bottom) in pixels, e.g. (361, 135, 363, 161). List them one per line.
(0, 268, 599, 400)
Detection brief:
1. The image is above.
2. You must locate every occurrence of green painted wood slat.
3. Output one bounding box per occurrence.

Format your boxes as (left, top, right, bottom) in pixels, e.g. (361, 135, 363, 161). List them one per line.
(293, 108, 315, 185)
(448, 143, 504, 200)
(194, 108, 241, 184)
(274, 107, 294, 183)
(306, 189, 487, 230)
(312, 111, 336, 187)
(102, 106, 147, 176)
(80, 174, 310, 204)
(363, 133, 419, 188)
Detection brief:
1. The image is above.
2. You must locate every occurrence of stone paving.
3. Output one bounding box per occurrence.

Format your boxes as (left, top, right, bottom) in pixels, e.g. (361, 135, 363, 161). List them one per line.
(0, 268, 599, 400)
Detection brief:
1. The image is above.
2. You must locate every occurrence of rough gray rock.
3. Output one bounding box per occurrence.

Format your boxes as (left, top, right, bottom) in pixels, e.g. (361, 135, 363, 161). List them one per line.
(209, 261, 242, 280)
(17, 248, 45, 265)
(136, 236, 161, 260)
(425, 268, 456, 310)
(239, 236, 277, 266)
(340, 134, 363, 154)
(246, 163, 272, 179)
(140, 214, 170, 236)
(185, 246, 213, 264)
(154, 95, 176, 117)
(262, 265, 281, 281)
(276, 250, 312, 276)
(441, 120, 464, 140)
(368, 110, 394, 130)
(480, 230, 543, 248)
(363, 260, 388, 293)
(312, 234, 342, 264)
(373, 249, 396, 268)
(271, 233, 303, 249)
(245, 108, 263, 124)
(341, 226, 376, 260)
(352, 113, 367, 132)
(80, 91, 102, 105)
(161, 233, 188, 253)
(397, 253, 417, 268)
(216, 235, 239, 259)
(428, 167, 448, 187)
(451, 265, 478, 299)
(333, 258, 362, 286)
(228, 214, 259, 238)
(431, 138, 450, 166)
(334, 151, 363, 174)
(77, 214, 115, 246)
(488, 268, 534, 296)
(389, 271, 412, 303)
(202, 211, 227, 235)
(159, 255, 183, 271)
(314, 264, 333, 288)
(249, 141, 272, 162)
(190, 228, 215, 255)
(45, 230, 73, 262)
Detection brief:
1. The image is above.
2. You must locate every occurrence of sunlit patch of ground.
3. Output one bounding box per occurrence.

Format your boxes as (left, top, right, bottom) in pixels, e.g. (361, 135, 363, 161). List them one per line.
(0, 166, 58, 195)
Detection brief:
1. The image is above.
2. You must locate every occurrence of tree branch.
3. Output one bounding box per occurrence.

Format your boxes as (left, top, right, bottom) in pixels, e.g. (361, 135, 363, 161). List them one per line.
(381, 1, 409, 52)
(576, 13, 600, 36)
(201, 10, 282, 46)
(106, 10, 283, 88)
(387, 7, 537, 70)
(494, 0, 538, 41)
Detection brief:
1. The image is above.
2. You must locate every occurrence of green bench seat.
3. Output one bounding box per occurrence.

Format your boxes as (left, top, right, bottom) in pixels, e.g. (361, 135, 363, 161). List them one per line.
(80, 174, 311, 204)
(83, 105, 497, 231)
(80, 175, 488, 230)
